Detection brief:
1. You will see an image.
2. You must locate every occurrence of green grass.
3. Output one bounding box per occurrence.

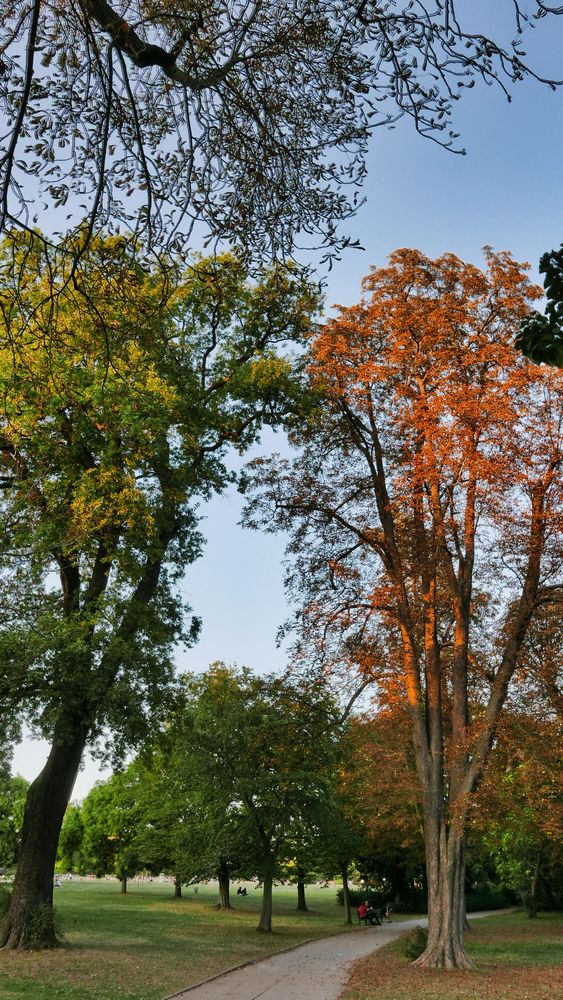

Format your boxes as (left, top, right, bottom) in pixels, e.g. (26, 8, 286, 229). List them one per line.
(0, 879, 353, 1000)
(341, 910, 563, 1000)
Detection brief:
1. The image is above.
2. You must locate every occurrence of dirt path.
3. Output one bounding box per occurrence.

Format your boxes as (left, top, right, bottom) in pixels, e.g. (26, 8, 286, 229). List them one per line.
(163, 912, 508, 1000)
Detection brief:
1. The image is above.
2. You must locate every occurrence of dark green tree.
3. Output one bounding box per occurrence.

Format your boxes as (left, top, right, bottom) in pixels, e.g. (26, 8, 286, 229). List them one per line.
(0, 230, 317, 949)
(517, 247, 563, 366)
(0, 774, 29, 872)
(164, 664, 345, 932)
(56, 806, 85, 876)
(80, 774, 141, 892)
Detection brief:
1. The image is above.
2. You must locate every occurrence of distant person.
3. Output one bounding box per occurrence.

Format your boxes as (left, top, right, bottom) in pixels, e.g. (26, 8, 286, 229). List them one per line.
(357, 901, 368, 925)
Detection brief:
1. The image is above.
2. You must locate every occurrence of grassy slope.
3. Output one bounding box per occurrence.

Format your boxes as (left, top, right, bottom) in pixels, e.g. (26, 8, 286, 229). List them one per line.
(341, 911, 563, 1000)
(0, 880, 352, 1000)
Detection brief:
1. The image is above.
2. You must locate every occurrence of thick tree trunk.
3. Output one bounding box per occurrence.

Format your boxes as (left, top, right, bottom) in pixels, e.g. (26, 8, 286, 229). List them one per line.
(174, 875, 182, 898)
(296, 867, 308, 912)
(0, 719, 88, 950)
(257, 863, 274, 932)
(413, 820, 474, 970)
(342, 865, 352, 925)
(120, 877, 127, 894)
(217, 863, 231, 909)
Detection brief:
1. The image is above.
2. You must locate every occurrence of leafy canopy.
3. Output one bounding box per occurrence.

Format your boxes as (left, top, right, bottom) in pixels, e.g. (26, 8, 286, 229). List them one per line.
(1, 3, 563, 257)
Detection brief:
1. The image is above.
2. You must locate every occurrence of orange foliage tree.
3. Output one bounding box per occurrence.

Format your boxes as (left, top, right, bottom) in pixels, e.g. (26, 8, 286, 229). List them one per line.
(243, 249, 563, 968)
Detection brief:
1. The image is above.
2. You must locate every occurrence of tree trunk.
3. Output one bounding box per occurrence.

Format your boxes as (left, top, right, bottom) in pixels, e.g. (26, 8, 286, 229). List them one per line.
(342, 865, 352, 925)
(413, 819, 474, 970)
(217, 862, 231, 909)
(296, 866, 308, 912)
(120, 877, 127, 894)
(257, 862, 274, 932)
(0, 719, 88, 950)
(528, 852, 542, 918)
(174, 875, 182, 898)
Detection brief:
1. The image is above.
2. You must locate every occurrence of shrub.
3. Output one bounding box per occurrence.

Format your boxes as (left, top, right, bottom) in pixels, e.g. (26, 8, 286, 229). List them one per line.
(466, 886, 512, 912)
(401, 925, 428, 960)
(0, 886, 11, 920)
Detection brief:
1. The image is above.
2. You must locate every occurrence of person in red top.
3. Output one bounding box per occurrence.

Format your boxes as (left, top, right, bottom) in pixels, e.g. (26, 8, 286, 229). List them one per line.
(357, 901, 368, 925)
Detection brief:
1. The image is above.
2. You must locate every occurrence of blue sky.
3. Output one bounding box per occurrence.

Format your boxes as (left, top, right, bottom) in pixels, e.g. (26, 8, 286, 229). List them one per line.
(12, 4, 563, 797)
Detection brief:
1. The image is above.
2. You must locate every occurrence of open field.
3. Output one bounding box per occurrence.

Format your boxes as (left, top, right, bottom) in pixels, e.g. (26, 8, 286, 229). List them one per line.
(340, 911, 563, 1000)
(0, 884, 560, 1000)
(0, 879, 356, 1000)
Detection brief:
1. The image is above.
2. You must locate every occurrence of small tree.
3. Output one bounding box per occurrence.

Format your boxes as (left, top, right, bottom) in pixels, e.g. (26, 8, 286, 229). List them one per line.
(56, 806, 84, 876)
(80, 774, 140, 892)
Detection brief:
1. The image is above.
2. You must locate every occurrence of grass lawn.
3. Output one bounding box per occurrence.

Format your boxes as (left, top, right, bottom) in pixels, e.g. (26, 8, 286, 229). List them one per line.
(0, 879, 353, 1000)
(341, 910, 563, 1000)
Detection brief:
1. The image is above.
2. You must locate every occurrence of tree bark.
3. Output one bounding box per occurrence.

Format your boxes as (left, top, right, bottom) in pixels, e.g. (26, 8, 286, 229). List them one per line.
(296, 867, 308, 912)
(217, 862, 231, 909)
(413, 818, 474, 970)
(342, 865, 352, 925)
(174, 875, 182, 898)
(257, 862, 274, 932)
(528, 852, 542, 918)
(120, 877, 127, 894)
(0, 717, 88, 950)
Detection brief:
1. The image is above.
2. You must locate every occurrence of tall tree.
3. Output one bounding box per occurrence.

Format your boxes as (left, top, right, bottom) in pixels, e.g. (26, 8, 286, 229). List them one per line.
(0, 231, 316, 949)
(1, 3, 563, 258)
(243, 248, 563, 967)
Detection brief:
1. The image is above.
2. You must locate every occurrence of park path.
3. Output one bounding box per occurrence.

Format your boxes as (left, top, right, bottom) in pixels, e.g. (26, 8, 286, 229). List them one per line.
(163, 911, 506, 1000)
(163, 917, 423, 1000)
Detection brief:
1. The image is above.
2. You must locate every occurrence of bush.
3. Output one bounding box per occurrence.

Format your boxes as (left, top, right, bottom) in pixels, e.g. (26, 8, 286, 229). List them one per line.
(401, 925, 428, 960)
(0, 886, 11, 920)
(466, 886, 512, 911)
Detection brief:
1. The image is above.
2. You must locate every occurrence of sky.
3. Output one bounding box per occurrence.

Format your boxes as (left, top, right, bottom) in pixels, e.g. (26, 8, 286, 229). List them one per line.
(10, 3, 563, 798)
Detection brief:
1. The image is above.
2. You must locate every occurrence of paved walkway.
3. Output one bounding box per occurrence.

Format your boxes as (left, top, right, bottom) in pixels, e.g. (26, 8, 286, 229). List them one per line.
(164, 911, 507, 1000)
(163, 918, 423, 1000)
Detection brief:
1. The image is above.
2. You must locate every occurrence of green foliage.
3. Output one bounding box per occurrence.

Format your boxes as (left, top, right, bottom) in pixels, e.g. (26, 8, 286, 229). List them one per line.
(141, 664, 347, 907)
(79, 773, 142, 883)
(0, 231, 318, 761)
(0, 774, 29, 868)
(56, 806, 84, 874)
(465, 887, 514, 912)
(401, 925, 428, 960)
(0, 886, 11, 919)
(517, 246, 563, 366)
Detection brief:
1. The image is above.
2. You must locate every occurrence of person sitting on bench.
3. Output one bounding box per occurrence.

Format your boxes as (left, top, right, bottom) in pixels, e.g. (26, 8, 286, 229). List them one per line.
(357, 901, 369, 925)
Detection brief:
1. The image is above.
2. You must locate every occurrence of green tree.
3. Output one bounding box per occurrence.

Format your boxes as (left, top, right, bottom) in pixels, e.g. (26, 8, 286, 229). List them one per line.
(517, 246, 563, 366)
(165, 664, 345, 932)
(0, 231, 316, 949)
(80, 774, 141, 892)
(0, 774, 28, 871)
(56, 806, 85, 876)
(1, 4, 563, 258)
